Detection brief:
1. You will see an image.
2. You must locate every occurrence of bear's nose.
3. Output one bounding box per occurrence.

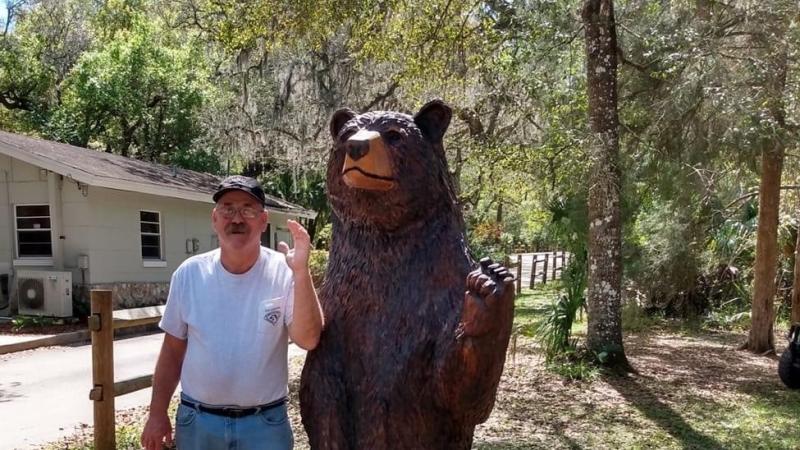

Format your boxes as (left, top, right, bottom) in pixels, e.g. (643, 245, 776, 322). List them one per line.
(345, 140, 370, 161)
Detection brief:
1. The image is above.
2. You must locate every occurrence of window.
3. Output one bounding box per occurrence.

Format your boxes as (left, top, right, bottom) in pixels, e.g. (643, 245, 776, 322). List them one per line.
(15, 204, 52, 258)
(140, 211, 162, 260)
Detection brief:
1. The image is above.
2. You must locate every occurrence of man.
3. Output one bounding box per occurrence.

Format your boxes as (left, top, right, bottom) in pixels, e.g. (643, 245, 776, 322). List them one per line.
(141, 175, 323, 450)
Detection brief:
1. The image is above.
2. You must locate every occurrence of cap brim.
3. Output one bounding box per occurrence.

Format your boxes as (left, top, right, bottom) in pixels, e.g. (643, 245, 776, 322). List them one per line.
(213, 187, 265, 205)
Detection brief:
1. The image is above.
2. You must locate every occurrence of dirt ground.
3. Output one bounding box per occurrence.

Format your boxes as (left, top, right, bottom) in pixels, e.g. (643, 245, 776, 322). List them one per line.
(43, 327, 799, 450)
(473, 330, 791, 449)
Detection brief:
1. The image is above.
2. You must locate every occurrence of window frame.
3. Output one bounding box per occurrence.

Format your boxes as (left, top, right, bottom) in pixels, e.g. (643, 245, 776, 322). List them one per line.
(13, 203, 54, 265)
(140, 209, 165, 266)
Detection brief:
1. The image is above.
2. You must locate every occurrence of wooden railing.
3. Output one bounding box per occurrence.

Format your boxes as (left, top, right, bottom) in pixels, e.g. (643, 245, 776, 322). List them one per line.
(506, 251, 570, 291)
(503, 255, 523, 294)
(88, 290, 163, 450)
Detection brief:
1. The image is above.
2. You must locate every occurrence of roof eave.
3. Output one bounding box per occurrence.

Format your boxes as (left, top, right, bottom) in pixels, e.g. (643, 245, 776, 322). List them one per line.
(0, 142, 318, 219)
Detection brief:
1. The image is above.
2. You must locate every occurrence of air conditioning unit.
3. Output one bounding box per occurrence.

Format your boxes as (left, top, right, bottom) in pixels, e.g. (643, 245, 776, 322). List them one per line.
(16, 270, 72, 317)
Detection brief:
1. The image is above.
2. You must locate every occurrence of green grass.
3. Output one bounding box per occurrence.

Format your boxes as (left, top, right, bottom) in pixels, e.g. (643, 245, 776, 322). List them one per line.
(572, 388, 800, 450)
(514, 284, 587, 335)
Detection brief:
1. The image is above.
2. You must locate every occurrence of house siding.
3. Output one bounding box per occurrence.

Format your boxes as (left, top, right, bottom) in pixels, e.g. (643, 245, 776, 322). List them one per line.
(0, 151, 309, 313)
(267, 212, 293, 248)
(82, 186, 212, 284)
(0, 156, 53, 270)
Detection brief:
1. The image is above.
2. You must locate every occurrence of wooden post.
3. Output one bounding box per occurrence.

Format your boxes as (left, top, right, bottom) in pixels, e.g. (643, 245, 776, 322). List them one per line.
(542, 253, 549, 284)
(516, 254, 522, 294)
(555, 251, 564, 279)
(553, 251, 560, 278)
(89, 290, 115, 450)
(530, 255, 538, 289)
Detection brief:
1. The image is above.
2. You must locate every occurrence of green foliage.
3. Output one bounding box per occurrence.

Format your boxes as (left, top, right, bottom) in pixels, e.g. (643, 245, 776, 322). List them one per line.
(262, 169, 330, 243)
(308, 249, 328, 287)
(169, 146, 222, 174)
(626, 200, 704, 312)
(545, 349, 600, 381)
(46, 19, 210, 161)
(0, 0, 96, 125)
(533, 252, 587, 361)
(2, 0, 800, 339)
(467, 221, 514, 261)
(707, 209, 757, 269)
(314, 223, 332, 250)
(12, 315, 57, 331)
(543, 193, 589, 255)
(621, 300, 662, 333)
(705, 308, 751, 331)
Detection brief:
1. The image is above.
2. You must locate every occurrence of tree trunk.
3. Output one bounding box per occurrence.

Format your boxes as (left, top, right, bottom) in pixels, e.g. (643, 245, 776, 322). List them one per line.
(582, 0, 628, 368)
(747, 148, 783, 353)
(792, 196, 800, 325)
(743, 22, 788, 355)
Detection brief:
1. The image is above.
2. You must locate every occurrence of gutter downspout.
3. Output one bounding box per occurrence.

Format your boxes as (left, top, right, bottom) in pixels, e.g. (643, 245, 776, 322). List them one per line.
(4, 168, 14, 314)
(47, 171, 64, 270)
(3, 168, 12, 267)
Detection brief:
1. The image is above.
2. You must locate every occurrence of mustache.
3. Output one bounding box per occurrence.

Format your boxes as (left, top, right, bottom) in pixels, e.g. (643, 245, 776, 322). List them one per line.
(226, 223, 249, 233)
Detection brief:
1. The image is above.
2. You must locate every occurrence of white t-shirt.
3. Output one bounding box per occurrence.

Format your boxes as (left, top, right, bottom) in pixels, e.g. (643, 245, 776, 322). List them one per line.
(159, 246, 294, 407)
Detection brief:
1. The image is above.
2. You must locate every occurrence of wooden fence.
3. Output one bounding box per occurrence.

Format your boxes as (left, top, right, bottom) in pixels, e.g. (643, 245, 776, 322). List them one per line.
(88, 290, 163, 450)
(505, 251, 570, 292)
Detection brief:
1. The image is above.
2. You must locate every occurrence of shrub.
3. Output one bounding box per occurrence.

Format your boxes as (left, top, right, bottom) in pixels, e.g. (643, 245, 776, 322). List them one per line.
(621, 299, 662, 333)
(314, 223, 332, 250)
(308, 249, 329, 287)
(533, 251, 586, 361)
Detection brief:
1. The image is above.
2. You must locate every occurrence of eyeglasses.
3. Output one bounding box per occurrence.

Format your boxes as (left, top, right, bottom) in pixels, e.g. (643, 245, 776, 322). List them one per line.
(216, 205, 263, 219)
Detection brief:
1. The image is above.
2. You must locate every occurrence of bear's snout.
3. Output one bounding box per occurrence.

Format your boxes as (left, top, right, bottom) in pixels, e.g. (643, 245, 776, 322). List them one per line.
(346, 139, 370, 160)
(341, 129, 395, 191)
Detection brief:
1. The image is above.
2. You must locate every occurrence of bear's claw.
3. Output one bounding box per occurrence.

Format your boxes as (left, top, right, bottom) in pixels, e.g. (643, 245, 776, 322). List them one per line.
(459, 258, 515, 338)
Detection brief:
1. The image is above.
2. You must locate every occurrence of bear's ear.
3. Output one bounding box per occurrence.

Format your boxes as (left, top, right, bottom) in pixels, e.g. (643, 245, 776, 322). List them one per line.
(413, 99, 452, 142)
(330, 108, 356, 139)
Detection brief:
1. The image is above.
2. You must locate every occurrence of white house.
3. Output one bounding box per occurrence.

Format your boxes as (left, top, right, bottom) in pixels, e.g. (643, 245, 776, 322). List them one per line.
(0, 131, 316, 317)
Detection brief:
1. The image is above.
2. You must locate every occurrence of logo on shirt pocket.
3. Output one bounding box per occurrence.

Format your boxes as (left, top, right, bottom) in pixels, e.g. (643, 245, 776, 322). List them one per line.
(258, 298, 283, 332)
(264, 306, 281, 325)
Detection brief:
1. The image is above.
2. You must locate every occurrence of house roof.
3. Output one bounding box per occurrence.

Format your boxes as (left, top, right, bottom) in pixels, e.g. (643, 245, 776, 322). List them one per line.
(0, 131, 316, 219)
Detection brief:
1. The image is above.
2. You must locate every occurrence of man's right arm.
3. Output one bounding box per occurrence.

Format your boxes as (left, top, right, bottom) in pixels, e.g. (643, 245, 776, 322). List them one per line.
(141, 333, 187, 450)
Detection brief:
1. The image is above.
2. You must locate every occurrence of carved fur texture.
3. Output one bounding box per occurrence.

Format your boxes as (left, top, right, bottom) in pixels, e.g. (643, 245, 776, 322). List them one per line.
(299, 100, 515, 449)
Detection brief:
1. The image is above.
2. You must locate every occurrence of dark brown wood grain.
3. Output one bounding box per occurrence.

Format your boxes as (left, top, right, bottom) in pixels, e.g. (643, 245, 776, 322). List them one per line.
(299, 100, 515, 449)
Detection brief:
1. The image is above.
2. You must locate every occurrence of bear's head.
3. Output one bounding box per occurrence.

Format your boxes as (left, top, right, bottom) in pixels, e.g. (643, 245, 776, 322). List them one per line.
(327, 100, 457, 231)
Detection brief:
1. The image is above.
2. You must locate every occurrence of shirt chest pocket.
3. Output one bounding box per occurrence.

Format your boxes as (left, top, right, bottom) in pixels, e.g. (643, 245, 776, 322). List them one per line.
(257, 297, 284, 333)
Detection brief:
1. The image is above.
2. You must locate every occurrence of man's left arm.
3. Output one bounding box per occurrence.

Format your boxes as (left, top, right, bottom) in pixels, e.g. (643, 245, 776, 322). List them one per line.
(279, 219, 324, 350)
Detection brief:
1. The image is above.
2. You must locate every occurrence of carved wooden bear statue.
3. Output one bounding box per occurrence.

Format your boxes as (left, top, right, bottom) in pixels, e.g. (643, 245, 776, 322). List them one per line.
(779, 324, 800, 389)
(299, 100, 515, 449)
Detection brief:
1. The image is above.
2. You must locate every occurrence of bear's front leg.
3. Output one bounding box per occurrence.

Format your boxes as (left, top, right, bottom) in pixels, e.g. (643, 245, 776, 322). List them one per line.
(300, 345, 352, 450)
(435, 257, 515, 425)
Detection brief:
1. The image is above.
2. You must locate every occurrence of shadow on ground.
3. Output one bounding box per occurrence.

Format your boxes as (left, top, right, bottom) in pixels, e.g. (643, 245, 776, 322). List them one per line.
(604, 373, 726, 450)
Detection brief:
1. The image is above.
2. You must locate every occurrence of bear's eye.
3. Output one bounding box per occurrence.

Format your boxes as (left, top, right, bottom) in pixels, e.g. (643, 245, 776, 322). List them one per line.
(383, 130, 403, 145)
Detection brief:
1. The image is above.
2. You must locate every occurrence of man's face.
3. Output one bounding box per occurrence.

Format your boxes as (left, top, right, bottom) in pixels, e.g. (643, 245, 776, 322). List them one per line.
(212, 190, 268, 252)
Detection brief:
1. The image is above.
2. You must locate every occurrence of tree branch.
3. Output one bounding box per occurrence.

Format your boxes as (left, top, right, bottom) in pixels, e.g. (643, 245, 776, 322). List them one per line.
(359, 81, 399, 113)
(726, 186, 800, 209)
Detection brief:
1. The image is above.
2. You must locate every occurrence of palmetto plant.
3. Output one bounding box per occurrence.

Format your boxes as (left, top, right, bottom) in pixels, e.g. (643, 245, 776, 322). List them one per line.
(534, 251, 587, 361)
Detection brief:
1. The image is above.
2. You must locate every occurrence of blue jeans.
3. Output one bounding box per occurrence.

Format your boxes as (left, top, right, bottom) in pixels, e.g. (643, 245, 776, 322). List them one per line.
(176, 393, 294, 450)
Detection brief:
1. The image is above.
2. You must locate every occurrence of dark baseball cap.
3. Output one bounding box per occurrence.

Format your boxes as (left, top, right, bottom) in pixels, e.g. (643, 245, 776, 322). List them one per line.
(213, 175, 266, 206)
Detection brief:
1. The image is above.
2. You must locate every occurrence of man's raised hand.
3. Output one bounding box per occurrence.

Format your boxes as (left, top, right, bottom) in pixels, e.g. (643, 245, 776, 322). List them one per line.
(278, 219, 312, 273)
